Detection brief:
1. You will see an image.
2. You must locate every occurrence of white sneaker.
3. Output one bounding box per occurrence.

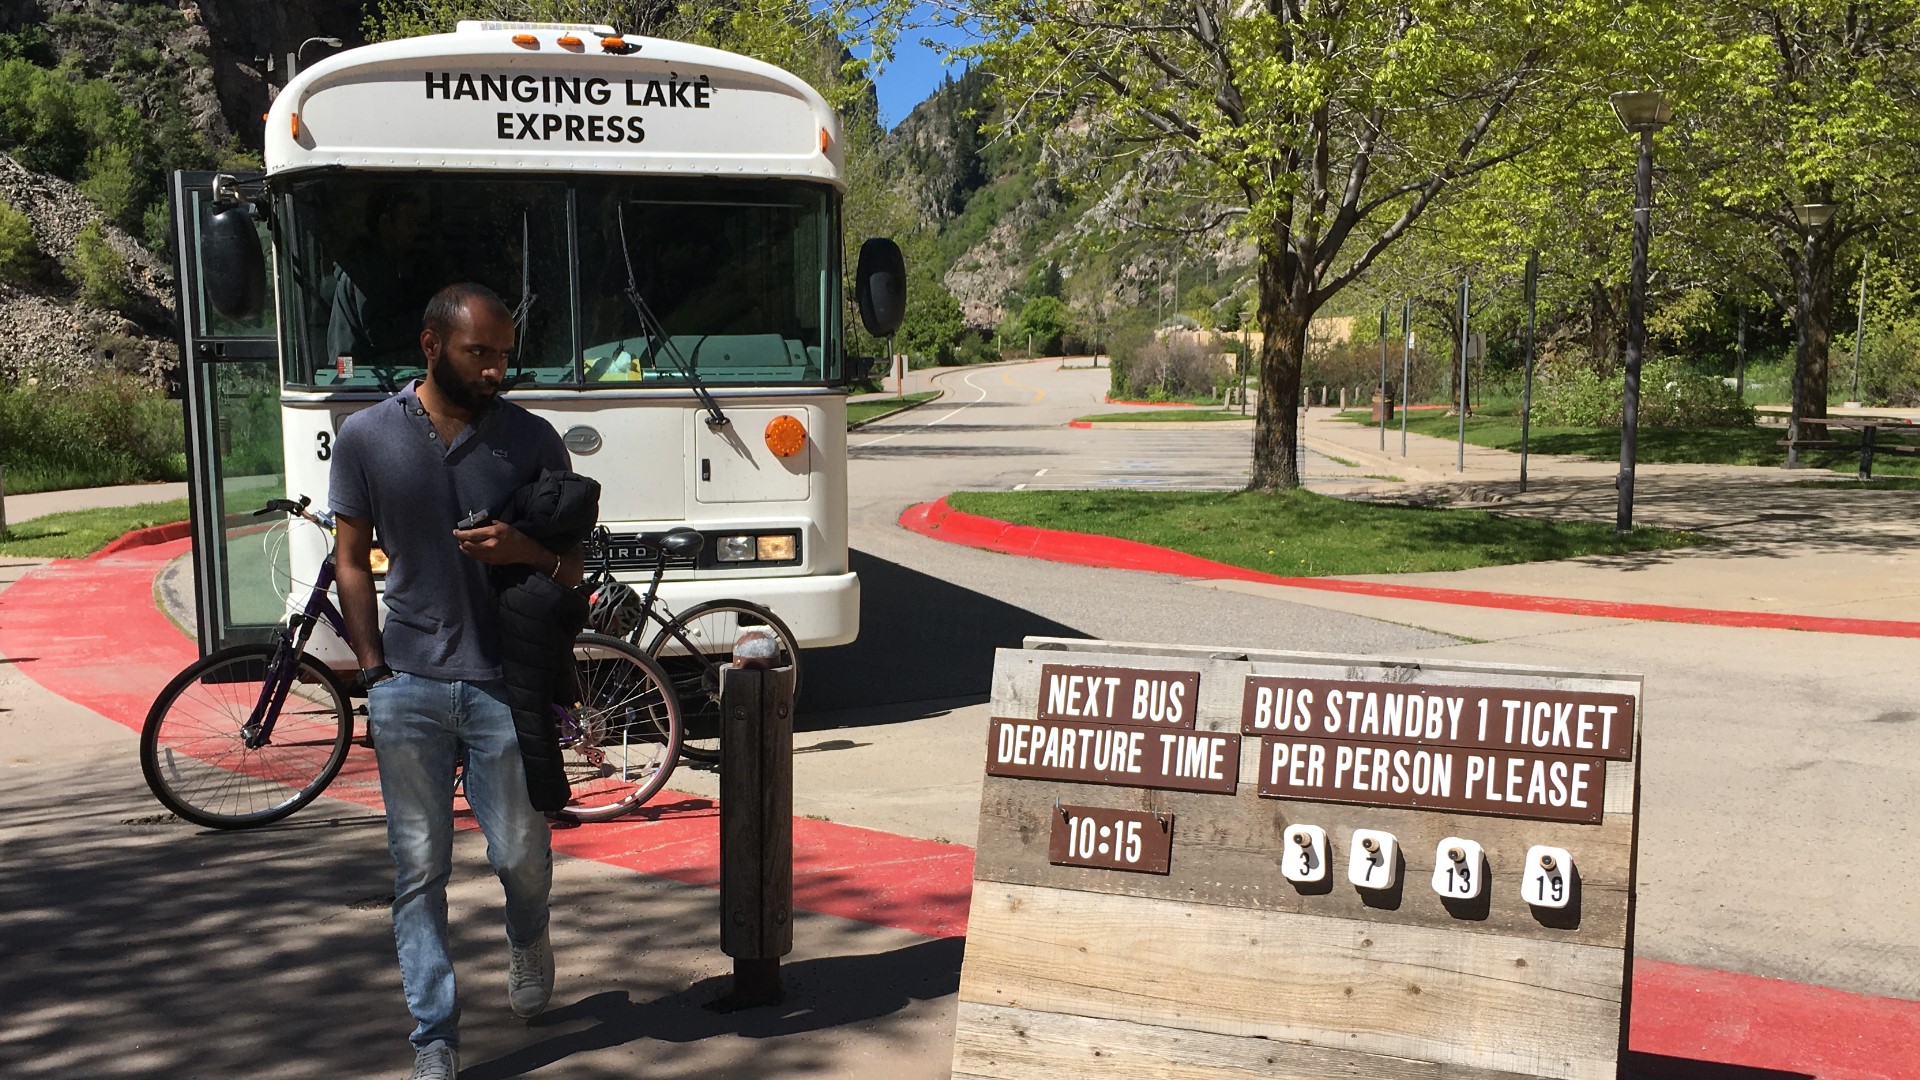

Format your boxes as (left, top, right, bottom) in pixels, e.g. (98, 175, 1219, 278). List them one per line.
(408, 1040, 457, 1080)
(507, 928, 554, 1018)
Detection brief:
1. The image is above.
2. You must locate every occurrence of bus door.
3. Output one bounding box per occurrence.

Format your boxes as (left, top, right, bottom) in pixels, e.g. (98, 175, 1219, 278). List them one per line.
(168, 170, 285, 652)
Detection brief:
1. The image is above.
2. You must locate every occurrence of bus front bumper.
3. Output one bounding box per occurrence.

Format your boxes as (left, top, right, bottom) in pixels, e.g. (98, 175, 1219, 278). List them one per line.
(649, 572, 860, 650)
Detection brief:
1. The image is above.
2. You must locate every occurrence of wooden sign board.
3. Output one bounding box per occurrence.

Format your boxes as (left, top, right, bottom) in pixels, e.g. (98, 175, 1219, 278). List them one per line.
(953, 639, 1645, 1080)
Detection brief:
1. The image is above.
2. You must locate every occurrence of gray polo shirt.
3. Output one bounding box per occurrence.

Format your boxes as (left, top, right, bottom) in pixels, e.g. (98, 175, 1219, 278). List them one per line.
(329, 382, 569, 681)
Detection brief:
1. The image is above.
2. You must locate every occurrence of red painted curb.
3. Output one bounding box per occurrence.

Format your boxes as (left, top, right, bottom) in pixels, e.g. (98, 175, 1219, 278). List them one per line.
(1631, 960, 1920, 1080)
(92, 519, 191, 559)
(1066, 420, 1092, 429)
(902, 498, 1920, 640)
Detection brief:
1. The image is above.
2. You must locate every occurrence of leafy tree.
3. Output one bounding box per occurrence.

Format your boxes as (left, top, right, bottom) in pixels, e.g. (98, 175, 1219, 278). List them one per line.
(1004, 294, 1073, 355)
(1676, 4, 1920, 433)
(962, 1, 1631, 488)
(898, 277, 966, 361)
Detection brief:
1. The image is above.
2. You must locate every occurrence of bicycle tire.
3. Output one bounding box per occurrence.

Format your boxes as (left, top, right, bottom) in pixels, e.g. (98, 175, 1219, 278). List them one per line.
(561, 633, 682, 821)
(644, 600, 800, 764)
(140, 644, 353, 829)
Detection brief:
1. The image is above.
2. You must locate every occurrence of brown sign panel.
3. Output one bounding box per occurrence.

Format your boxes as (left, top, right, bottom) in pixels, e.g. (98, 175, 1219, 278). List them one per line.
(1038, 664, 1200, 729)
(1047, 805, 1174, 874)
(987, 717, 1239, 795)
(1241, 675, 1635, 761)
(1257, 736, 1606, 824)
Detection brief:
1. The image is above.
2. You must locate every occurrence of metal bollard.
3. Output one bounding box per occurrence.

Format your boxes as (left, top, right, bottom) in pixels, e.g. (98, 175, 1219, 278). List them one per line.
(716, 627, 794, 1007)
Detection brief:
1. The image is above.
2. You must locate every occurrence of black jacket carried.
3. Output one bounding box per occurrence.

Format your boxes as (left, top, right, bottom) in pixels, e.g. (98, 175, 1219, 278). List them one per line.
(489, 468, 600, 811)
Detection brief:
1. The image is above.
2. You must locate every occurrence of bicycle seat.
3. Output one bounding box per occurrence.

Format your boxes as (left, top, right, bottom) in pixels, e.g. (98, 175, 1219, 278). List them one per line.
(662, 528, 705, 558)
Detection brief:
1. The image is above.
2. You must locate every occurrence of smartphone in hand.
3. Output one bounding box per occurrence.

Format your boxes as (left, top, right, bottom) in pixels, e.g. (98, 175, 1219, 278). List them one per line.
(456, 509, 492, 530)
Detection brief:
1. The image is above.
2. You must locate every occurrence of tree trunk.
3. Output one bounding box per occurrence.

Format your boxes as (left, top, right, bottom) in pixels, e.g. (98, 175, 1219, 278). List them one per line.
(1802, 242, 1834, 438)
(1250, 244, 1307, 491)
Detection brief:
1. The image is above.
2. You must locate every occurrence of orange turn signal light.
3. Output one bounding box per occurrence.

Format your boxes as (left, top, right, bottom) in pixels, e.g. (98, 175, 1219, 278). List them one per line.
(557, 34, 583, 50)
(764, 414, 806, 458)
(291, 112, 301, 139)
(819, 127, 830, 153)
(512, 33, 539, 48)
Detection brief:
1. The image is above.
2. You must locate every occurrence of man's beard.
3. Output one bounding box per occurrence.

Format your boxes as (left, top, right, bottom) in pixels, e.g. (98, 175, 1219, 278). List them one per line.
(429, 357, 494, 412)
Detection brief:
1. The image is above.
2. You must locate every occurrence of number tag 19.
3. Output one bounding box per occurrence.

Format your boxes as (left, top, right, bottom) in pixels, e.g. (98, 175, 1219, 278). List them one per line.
(1522, 844, 1574, 910)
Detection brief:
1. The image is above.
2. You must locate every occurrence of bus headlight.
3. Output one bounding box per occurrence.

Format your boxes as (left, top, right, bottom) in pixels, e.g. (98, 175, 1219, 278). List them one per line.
(715, 535, 757, 562)
(756, 535, 796, 561)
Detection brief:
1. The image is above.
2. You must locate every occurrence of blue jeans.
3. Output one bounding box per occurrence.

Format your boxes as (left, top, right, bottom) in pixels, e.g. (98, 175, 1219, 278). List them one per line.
(368, 673, 552, 1051)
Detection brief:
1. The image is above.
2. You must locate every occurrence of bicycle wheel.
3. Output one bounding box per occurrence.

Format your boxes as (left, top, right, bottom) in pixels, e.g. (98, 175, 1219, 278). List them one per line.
(561, 633, 682, 821)
(645, 600, 800, 764)
(140, 644, 353, 829)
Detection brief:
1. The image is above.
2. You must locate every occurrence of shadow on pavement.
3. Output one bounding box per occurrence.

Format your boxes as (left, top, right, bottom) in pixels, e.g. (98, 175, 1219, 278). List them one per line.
(1627, 1053, 1813, 1079)
(0, 760, 957, 1079)
(463, 938, 963, 1079)
(797, 549, 1086, 717)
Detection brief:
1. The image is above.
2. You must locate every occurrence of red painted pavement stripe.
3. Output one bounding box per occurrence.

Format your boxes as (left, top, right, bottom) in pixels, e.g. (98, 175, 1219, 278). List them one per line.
(8, 537, 1920, 1076)
(0, 538, 973, 937)
(1630, 960, 1920, 1080)
(1066, 420, 1092, 429)
(901, 497, 1920, 639)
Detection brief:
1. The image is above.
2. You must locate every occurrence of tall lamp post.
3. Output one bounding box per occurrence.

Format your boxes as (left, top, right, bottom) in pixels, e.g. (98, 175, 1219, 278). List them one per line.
(1609, 90, 1674, 533)
(1788, 201, 1838, 468)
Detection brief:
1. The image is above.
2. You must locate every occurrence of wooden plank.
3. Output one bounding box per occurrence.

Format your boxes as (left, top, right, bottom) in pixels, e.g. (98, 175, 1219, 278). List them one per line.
(953, 1002, 1556, 1080)
(958, 882, 1626, 1080)
(974, 774, 1632, 947)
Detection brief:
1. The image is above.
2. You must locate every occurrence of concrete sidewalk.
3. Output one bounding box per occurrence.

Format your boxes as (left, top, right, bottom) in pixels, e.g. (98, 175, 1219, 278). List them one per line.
(1, 480, 187, 526)
(1301, 409, 1920, 623)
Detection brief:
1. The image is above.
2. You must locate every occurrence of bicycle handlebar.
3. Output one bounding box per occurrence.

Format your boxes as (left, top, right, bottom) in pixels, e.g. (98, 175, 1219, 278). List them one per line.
(254, 495, 333, 532)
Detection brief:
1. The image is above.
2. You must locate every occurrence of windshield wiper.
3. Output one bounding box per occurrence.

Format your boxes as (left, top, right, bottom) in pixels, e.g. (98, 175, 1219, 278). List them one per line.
(615, 203, 729, 428)
(504, 211, 536, 391)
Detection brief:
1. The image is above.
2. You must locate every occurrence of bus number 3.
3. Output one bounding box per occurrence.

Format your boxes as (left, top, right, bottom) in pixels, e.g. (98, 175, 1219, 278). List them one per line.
(315, 431, 332, 461)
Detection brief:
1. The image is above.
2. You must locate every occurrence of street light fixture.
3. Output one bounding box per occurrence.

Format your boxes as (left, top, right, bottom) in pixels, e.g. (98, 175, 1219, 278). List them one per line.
(1607, 90, 1673, 533)
(294, 36, 345, 77)
(1787, 202, 1839, 467)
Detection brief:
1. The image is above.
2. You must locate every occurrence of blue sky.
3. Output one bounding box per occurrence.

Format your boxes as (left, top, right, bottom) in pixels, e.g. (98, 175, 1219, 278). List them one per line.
(851, 9, 979, 129)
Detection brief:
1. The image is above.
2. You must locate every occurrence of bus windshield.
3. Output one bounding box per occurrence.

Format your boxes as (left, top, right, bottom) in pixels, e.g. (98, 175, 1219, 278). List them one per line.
(274, 173, 841, 391)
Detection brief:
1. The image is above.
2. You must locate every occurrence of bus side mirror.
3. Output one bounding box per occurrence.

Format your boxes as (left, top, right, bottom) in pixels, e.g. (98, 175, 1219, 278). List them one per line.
(856, 237, 906, 338)
(203, 202, 267, 321)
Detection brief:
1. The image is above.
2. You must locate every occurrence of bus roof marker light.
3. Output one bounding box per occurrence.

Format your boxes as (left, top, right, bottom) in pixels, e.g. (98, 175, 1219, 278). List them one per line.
(765, 414, 806, 458)
(512, 33, 539, 48)
(291, 112, 301, 140)
(601, 36, 638, 54)
(557, 34, 583, 50)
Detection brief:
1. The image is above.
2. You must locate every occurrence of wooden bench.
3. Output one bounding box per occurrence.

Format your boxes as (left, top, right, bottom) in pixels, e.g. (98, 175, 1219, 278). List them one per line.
(1770, 415, 1920, 478)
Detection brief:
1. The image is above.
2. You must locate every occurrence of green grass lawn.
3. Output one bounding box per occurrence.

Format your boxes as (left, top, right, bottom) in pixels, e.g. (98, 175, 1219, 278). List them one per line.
(947, 489, 1695, 576)
(1074, 409, 1250, 423)
(1340, 411, 1920, 477)
(0, 499, 190, 559)
(848, 391, 939, 426)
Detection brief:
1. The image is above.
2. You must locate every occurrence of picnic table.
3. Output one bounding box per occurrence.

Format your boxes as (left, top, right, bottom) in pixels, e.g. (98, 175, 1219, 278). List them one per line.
(1762, 413, 1920, 477)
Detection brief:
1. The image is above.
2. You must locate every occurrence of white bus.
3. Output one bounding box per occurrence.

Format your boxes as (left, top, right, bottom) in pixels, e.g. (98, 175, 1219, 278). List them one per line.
(170, 21, 902, 664)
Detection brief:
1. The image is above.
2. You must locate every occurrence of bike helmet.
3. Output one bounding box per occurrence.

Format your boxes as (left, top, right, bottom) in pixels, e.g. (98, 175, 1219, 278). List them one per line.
(586, 581, 643, 638)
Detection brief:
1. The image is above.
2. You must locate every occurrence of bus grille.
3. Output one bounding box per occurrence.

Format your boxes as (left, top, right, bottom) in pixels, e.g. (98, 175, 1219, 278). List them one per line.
(589, 532, 699, 574)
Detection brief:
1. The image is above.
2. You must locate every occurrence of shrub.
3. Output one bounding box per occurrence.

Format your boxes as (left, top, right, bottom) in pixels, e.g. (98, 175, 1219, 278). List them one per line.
(65, 221, 127, 308)
(0, 369, 185, 492)
(1534, 357, 1754, 428)
(0, 196, 38, 282)
(78, 143, 142, 229)
(1121, 334, 1229, 400)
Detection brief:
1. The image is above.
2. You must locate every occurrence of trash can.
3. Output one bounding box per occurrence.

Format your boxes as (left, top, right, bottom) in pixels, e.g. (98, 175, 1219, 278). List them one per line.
(1371, 390, 1395, 423)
